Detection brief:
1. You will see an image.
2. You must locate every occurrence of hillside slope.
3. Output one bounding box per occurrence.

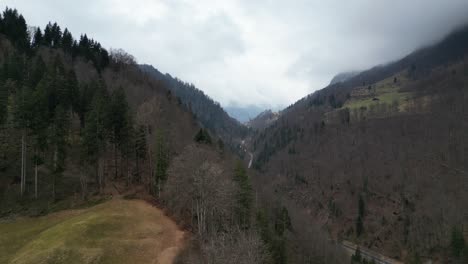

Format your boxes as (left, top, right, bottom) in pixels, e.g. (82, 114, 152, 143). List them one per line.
(0, 198, 184, 264)
(0, 8, 276, 264)
(139, 64, 248, 148)
(252, 24, 468, 262)
(246, 109, 279, 131)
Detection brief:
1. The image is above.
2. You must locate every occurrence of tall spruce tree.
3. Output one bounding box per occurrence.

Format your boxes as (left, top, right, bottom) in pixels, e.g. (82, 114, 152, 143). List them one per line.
(134, 125, 147, 183)
(82, 81, 109, 191)
(61, 28, 73, 53)
(43, 22, 53, 46)
(31, 27, 43, 48)
(153, 129, 169, 197)
(107, 86, 130, 179)
(234, 162, 253, 228)
(50, 104, 69, 199)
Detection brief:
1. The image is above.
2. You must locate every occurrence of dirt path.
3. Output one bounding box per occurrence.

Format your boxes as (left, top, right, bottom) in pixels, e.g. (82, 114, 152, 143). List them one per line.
(123, 199, 186, 264)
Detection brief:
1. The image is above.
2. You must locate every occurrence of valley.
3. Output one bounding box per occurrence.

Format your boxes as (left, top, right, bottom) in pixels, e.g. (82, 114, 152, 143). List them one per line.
(1, 4, 468, 264)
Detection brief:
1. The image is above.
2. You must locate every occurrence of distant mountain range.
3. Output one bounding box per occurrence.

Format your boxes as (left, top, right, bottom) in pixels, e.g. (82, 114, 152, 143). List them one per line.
(224, 105, 266, 123)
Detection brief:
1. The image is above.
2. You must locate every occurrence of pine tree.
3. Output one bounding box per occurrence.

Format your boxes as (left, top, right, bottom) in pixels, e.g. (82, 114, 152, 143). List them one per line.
(61, 28, 73, 53)
(122, 112, 134, 185)
(43, 22, 53, 46)
(234, 162, 253, 228)
(274, 206, 291, 236)
(451, 227, 466, 257)
(356, 194, 365, 237)
(154, 129, 169, 197)
(28, 56, 46, 88)
(107, 87, 130, 179)
(31, 27, 43, 48)
(27, 78, 50, 199)
(134, 125, 147, 182)
(81, 81, 109, 191)
(0, 83, 7, 125)
(50, 105, 69, 199)
(50, 22, 62, 48)
(65, 70, 79, 113)
(194, 128, 212, 144)
(1, 8, 30, 51)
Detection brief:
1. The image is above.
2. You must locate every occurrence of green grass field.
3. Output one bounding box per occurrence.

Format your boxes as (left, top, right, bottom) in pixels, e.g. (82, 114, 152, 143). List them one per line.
(0, 199, 184, 264)
(343, 72, 413, 111)
(343, 91, 412, 110)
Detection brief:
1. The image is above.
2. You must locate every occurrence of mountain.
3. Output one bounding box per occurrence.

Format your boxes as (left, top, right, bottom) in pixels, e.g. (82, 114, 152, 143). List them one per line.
(246, 109, 279, 130)
(251, 24, 468, 262)
(225, 104, 266, 123)
(329, 71, 359, 85)
(139, 64, 248, 148)
(0, 8, 272, 264)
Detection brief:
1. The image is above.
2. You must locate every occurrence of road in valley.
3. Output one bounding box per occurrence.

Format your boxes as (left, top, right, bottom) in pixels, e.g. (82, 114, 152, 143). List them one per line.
(340, 240, 404, 264)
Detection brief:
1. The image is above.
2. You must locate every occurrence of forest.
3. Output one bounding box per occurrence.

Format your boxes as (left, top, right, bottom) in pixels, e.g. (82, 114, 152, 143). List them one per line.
(1, 5, 468, 264)
(251, 24, 468, 263)
(0, 7, 345, 264)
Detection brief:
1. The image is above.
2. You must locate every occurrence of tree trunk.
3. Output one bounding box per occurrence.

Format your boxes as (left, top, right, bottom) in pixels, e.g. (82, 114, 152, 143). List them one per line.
(80, 169, 87, 200)
(126, 155, 130, 186)
(53, 145, 57, 199)
(114, 143, 118, 180)
(53, 145, 58, 171)
(35, 148, 38, 200)
(98, 158, 102, 193)
(136, 153, 139, 183)
(20, 133, 24, 197)
(148, 147, 153, 193)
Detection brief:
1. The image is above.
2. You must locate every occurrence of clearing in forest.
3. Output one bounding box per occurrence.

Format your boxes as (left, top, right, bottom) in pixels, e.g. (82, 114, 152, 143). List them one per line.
(0, 198, 185, 264)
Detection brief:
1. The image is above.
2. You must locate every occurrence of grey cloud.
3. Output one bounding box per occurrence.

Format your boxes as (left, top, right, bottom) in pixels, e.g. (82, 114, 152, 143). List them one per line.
(4, 0, 468, 109)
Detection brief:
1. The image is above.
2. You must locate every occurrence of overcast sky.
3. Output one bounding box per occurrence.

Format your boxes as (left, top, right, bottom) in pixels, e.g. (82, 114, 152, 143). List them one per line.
(4, 0, 468, 109)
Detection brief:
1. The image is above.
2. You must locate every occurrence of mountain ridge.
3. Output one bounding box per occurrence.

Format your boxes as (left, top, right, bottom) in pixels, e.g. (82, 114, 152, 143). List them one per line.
(139, 64, 248, 148)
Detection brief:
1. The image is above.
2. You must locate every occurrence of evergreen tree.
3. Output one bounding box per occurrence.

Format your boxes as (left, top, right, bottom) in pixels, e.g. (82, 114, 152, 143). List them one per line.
(76, 82, 95, 126)
(274, 206, 292, 236)
(65, 70, 79, 113)
(28, 56, 46, 88)
(31, 27, 43, 48)
(50, 105, 69, 199)
(29, 78, 49, 199)
(194, 128, 212, 144)
(234, 162, 253, 228)
(50, 22, 62, 48)
(356, 194, 365, 237)
(0, 83, 7, 125)
(451, 227, 466, 257)
(81, 81, 109, 191)
(107, 87, 130, 178)
(61, 28, 73, 53)
(154, 129, 169, 196)
(3, 51, 25, 83)
(1, 8, 30, 51)
(43, 22, 53, 46)
(134, 125, 147, 182)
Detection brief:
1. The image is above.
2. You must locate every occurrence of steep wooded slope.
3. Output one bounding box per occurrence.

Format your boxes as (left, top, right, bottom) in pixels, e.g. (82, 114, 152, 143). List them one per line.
(0, 8, 275, 264)
(139, 64, 248, 149)
(252, 25, 468, 262)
